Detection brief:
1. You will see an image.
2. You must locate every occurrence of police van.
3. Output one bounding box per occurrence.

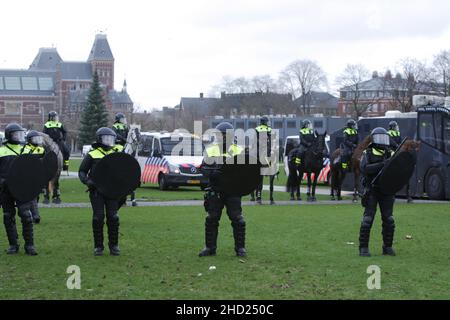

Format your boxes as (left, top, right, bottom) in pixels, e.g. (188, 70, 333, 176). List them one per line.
(283, 135, 331, 184)
(137, 131, 208, 190)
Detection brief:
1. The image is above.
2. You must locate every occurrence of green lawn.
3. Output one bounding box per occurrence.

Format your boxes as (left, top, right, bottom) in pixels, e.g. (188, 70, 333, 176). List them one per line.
(58, 178, 344, 203)
(1, 203, 449, 299)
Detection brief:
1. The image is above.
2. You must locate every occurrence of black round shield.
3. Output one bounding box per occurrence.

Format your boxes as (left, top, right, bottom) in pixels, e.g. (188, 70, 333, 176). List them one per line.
(42, 151, 58, 182)
(91, 152, 141, 200)
(6, 155, 47, 203)
(378, 151, 416, 195)
(219, 155, 261, 196)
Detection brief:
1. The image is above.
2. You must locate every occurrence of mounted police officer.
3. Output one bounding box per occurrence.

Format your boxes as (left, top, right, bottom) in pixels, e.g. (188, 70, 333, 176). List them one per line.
(43, 111, 69, 203)
(21, 131, 46, 224)
(387, 121, 401, 149)
(254, 116, 272, 204)
(287, 145, 302, 201)
(0, 123, 38, 255)
(298, 119, 315, 165)
(112, 113, 129, 146)
(341, 119, 359, 173)
(359, 127, 396, 257)
(78, 128, 123, 256)
(199, 122, 247, 257)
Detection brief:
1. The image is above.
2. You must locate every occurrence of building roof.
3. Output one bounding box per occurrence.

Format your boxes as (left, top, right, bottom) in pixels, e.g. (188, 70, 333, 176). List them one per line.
(0, 69, 56, 96)
(180, 97, 219, 113)
(88, 34, 114, 61)
(29, 48, 62, 70)
(340, 76, 438, 93)
(60, 62, 92, 80)
(109, 90, 133, 105)
(68, 90, 89, 104)
(295, 91, 338, 109)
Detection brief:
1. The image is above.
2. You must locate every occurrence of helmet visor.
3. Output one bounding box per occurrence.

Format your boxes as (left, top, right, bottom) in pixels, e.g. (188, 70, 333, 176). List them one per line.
(119, 117, 127, 125)
(30, 136, 43, 146)
(101, 135, 116, 147)
(372, 133, 389, 146)
(11, 131, 25, 143)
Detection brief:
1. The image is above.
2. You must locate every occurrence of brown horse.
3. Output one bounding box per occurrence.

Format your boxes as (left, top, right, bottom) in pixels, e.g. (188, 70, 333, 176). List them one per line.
(330, 137, 421, 202)
(330, 136, 370, 202)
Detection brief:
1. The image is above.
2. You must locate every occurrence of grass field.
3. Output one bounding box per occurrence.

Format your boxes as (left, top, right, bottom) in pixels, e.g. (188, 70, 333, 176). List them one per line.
(1, 203, 449, 299)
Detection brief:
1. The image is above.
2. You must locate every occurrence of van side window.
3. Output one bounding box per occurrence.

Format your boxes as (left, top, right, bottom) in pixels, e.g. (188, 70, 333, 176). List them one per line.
(152, 139, 162, 157)
(444, 118, 450, 155)
(434, 113, 443, 152)
(419, 114, 435, 147)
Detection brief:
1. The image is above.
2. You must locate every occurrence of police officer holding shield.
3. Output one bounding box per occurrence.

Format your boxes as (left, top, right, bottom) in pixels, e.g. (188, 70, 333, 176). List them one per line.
(0, 123, 38, 255)
(359, 127, 396, 257)
(199, 122, 247, 257)
(78, 128, 122, 256)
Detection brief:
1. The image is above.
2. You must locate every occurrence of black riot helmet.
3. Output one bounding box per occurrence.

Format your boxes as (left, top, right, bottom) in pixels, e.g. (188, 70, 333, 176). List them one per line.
(302, 119, 312, 129)
(5, 123, 25, 144)
(215, 122, 234, 134)
(370, 127, 390, 149)
(48, 111, 58, 121)
(260, 116, 269, 126)
(115, 112, 126, 122)
(26, 130, 43, 146)
(96, 127, 117, 148)
(389, 121, 399, 131)
(347, 119, 357, 129)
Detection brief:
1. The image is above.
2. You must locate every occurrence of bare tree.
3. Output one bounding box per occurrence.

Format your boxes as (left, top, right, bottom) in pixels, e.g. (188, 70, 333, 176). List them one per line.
(389, 58, 431, 112)
(251, 75, 277, 92)
(336, 64, 377, 118)
(280, 59, 327, 114)
(433, 50, 450, 96)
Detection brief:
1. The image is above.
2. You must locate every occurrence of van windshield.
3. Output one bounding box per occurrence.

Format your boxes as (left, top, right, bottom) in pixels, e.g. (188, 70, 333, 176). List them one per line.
(160, 137, 204, 156)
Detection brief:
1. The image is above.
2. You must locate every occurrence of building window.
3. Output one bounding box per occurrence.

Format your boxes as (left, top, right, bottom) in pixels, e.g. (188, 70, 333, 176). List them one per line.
(22, 77, 38, 90)
(274, 121, 283, 129)
(4, 77, 21, 90)
(39, 77, 54, 90)
(5, 102, 21, 115)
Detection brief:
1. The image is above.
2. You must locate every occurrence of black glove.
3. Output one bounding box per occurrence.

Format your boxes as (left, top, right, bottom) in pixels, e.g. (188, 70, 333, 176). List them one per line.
(86, 179, 96, 190)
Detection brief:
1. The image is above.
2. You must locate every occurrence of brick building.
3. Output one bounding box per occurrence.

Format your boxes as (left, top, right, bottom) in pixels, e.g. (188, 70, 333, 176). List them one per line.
(0, 34, 133, 148)
(337, 71, 439, 117)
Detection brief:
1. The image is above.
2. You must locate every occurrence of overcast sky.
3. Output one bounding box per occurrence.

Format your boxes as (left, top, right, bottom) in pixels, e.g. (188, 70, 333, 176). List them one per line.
(1, 0, 450, 110)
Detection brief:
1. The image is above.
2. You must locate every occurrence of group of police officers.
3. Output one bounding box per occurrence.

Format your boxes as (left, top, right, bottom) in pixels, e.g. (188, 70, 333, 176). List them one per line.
(0, 110, 404, 258)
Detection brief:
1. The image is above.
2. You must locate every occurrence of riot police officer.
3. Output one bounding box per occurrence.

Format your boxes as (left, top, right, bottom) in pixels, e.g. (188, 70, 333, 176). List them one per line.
(387, 121, 401, 149)
(254, 116, 272, 204)
(22, 130, 46, 224)
(0, 123, 38, 255)
(341, 119, 359, 173)
(43, 111, 69, 203)
(359, 127, 396, 257)
(78, 128, 122, 256)
(112, 113, 129, 146)
(298, 119, 315, 164)
(199, 122, 247, 257)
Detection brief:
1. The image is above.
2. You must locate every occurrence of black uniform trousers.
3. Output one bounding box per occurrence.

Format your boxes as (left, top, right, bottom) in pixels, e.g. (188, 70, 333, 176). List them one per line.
(204, 193, 246, 251)
(359, 188, 395, 248)
(89, 190, 120, 249)
(1, 190, 34, 247)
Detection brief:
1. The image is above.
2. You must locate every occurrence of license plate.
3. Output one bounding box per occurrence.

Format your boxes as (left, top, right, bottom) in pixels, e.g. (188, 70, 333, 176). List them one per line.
(187, 180, 200, 184)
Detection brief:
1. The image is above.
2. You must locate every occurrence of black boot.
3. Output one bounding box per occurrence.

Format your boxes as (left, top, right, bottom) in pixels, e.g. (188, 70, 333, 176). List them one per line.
(94, 247, 104, 256)
(232, 218, 246, 257)
(359, 247, 371, 257)
(109, 245, 120, 256)
(92, 219, 104, 252)
(4, 213, 19, 254)
(22, 214, 37, 256)
(199, 219, 218, 257)
(25, 246, 38, 256)
(107, 216, 120, 256)
(382, 246, 396, 256)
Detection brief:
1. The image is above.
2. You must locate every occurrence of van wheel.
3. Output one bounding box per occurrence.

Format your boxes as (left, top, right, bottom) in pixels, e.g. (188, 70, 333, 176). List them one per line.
(158, 174, 169, 191)
(426, 168, 445, 200)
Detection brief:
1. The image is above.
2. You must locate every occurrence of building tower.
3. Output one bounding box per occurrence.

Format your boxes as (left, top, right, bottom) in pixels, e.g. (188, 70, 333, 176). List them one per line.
(88, 34, 114, 92)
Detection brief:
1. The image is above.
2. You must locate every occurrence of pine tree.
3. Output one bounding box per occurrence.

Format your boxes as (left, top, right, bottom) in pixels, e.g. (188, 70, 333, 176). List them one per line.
(78, 71, 109, 146)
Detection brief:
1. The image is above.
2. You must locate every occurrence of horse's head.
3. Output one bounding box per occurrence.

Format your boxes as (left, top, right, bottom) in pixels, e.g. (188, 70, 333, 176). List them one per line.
(313, 130, 327, 156)
(401, 139, 421, 153)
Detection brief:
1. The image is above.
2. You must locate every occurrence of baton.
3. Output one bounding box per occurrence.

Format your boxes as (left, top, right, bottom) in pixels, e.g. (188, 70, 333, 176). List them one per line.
(371, 137, 408, 187)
